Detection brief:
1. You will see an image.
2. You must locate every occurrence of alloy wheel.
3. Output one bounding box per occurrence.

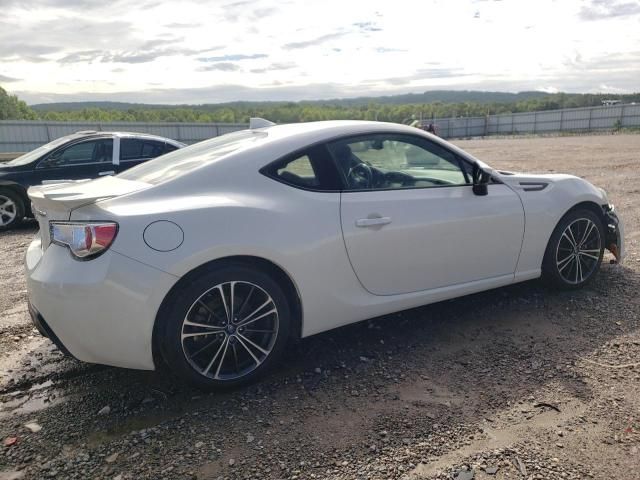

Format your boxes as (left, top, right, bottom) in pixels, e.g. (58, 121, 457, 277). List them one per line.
(181, 281, 279, 380)
(0, 195, 17, 227)
(555, 217, 601, 285)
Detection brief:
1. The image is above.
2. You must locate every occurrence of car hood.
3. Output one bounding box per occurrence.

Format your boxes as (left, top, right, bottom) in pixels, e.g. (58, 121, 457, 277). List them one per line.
(0, 163, 23, 174)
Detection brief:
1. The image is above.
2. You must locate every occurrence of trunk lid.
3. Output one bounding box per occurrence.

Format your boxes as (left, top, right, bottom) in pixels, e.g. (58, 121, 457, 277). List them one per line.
(28, 176, 149, 247)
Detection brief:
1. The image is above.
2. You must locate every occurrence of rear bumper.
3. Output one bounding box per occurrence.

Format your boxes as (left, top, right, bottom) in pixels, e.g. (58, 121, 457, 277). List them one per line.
(28, 302, 74, 357)
(25, 236, 178, 370)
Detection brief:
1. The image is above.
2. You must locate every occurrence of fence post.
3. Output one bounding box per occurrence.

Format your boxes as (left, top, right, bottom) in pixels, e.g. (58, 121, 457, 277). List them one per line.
(587, 107, 593, 132)
(559, 110, 564, 133)
(465, 117, 469, 138)
(533, 112, 537, 135)
(484, 114, 489, 137)
(45, 123, 51, 142)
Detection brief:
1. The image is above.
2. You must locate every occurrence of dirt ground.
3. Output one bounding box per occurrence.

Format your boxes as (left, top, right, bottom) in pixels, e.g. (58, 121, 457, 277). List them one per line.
(1, 133, 639, 480)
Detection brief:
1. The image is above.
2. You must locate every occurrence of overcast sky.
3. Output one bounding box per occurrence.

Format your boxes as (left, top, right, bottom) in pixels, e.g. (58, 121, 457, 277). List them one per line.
(1, 0, 639, 105)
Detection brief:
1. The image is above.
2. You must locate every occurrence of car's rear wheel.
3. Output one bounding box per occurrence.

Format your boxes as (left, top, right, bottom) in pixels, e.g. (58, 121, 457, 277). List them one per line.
(542, 208, 604, 289)
(0, 189, 24, 231)
(160, 264, 291, 390)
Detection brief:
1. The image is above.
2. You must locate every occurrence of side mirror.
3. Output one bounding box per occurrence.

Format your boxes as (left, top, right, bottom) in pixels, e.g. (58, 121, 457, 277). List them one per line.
(472, 164, 490, 196)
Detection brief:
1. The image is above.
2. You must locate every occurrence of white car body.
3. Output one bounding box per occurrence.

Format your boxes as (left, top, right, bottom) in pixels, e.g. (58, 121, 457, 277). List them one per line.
(25, 121, 624, 373)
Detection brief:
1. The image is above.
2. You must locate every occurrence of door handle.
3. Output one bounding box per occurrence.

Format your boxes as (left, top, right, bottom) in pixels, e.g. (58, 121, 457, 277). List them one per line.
(98, 170, 115, 176)
(355, 216, 392, 227)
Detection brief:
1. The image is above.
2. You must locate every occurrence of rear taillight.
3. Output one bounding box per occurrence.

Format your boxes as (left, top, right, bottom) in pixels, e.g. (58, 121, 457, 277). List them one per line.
(50, 222, 118, 260)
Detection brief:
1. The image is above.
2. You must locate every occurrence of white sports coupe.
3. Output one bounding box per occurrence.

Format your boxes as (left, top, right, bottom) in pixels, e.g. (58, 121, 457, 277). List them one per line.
(25, 120, 624, 389)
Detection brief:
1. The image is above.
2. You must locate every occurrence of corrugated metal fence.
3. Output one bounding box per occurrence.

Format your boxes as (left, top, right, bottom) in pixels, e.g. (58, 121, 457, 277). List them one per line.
(0, 121, 247, 153)
(430, 103, 640, 139)
(1, 103, 639, 155)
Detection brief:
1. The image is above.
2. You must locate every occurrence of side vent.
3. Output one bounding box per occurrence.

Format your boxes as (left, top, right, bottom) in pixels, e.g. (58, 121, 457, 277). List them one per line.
(519, 182, 548, 192)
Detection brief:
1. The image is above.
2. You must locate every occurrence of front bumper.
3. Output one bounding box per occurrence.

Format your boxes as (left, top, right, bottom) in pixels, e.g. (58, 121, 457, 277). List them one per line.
(25, 236, 178, 370)
(604, 208, 625, 263)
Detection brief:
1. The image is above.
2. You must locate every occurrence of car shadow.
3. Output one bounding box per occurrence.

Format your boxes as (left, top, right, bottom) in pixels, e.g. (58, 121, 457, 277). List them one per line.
(3, 260, 637, 478)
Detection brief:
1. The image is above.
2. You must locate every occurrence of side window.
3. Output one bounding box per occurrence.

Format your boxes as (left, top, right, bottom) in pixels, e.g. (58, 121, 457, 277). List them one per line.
(121, 139, 167, 161)
(120, 139, 144, 161)
(42, 139, 112, 167)
(141, 141, 165, 158)
(274, 154, 320, 188)
(327, 134, 470, 191)
(164, 143, 179, 154)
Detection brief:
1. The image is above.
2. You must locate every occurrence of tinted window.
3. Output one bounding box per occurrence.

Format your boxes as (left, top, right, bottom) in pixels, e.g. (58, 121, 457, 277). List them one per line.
(274, 154, 320, 188)
(43, 139, 113, 167)
(120, 139, 166, 161)
(164, 143, 178, 154)
(328, 134, 469, 191)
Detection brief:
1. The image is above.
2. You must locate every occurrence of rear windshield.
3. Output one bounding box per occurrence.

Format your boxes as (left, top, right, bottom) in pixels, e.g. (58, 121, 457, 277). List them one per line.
(117, 130, 264, 185)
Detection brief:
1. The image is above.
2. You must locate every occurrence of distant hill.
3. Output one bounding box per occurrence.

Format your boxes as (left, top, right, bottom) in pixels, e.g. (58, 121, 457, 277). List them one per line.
(20, 89, 640, 125)
(30, 90, 552, 111)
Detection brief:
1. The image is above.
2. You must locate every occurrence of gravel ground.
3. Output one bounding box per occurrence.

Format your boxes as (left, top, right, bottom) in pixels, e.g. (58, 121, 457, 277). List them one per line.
(1, 133, 639, 480)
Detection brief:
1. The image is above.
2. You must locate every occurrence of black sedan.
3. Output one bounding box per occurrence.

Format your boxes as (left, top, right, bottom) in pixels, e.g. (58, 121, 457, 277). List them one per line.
(0, 131, 185, 230)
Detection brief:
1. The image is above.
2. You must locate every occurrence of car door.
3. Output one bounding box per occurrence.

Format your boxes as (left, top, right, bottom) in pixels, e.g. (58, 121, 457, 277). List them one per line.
(329, 133, 525, 296)
(33, 138, 115, 185)
(114, 138, 169, 174)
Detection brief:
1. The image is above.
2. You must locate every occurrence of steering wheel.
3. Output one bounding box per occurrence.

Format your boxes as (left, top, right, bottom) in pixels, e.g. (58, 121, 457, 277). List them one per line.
(347, 162, 374, 189)
(384, 171, 415, 187)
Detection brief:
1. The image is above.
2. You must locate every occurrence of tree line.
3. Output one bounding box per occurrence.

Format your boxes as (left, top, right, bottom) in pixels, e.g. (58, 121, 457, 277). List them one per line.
(1, 86, 638, 124)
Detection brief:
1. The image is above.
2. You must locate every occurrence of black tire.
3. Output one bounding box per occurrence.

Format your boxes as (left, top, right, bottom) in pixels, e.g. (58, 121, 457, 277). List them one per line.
(159, 263, 291, 390)
(542, 208, 605, 289)
(0, 188, 25, 231)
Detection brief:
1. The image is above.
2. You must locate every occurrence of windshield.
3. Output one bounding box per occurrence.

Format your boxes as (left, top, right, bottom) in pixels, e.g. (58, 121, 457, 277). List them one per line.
(118, 130, 265, 185)
(7, 135, 75, 166)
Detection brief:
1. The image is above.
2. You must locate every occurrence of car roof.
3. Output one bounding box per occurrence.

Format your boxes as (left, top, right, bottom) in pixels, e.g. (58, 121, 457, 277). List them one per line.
(243, 120, 445, 155)
(236, 120, 487, 171)
(68, 131, 184, 146)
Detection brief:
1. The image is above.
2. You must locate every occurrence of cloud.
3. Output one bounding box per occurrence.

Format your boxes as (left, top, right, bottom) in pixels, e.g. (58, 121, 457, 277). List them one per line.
(220, 1, 279, 22)
(250, 62, 297, 74)
(579, 0, 640, 20)
(383, 68, 474, 85)
(164, 22, 201, 28)
(58, 49, 103, 64)
(2, 0, 127, 7)
(198, 53, 268, 62)
(59, 42, 219, 65)
(376, 47, 408, 53)
(0, 18, 133, 62)
(0, 74, 21, 82)
(199, 62, 241, 72)
(352, 21, 382, 32)
(283, 32, 348, 50)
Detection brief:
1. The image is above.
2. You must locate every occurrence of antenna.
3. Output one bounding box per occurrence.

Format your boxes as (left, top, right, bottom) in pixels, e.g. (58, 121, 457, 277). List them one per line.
(249, 117, 276, 129)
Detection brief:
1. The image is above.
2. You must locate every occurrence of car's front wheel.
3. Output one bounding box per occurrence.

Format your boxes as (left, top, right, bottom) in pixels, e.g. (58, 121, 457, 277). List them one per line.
(160, 264, 291, 390)
(0, 189, 25, 231)
(542, 208, 605, 289)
